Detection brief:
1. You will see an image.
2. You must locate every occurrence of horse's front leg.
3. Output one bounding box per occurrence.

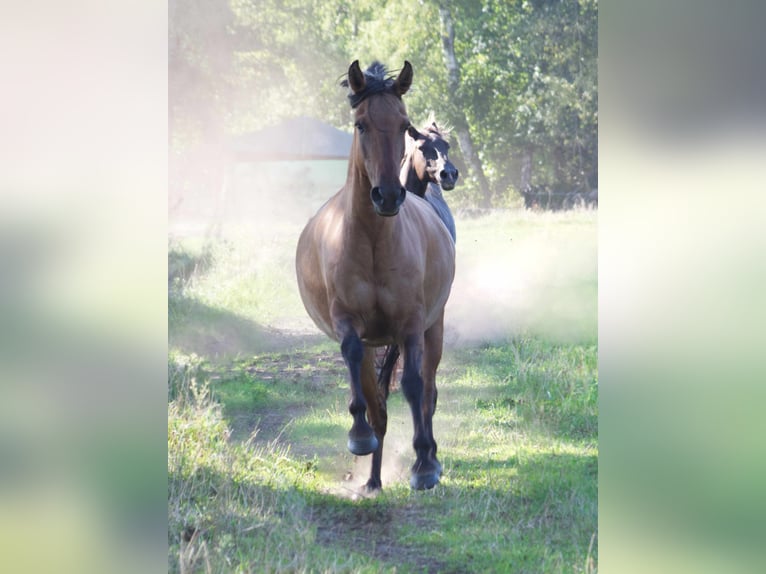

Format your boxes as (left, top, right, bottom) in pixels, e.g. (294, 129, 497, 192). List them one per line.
(336, 320, 379, 456)
(400, 333, 441, 490)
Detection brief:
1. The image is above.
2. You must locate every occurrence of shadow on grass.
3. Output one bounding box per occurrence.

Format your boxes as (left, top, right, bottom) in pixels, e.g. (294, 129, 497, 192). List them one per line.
(169, 328, 598, 571)
(168, 457, 451, 573)
(168, 244, 214, 286)
(168, 448, 597, 574)
(206, 346, 348, 455)
(169, 294, 326, 359)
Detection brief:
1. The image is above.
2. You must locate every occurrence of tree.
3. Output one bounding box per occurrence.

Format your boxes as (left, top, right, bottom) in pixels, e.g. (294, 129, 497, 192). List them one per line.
(450, 0, 598, 196)
(438, 3, 493, 208)
(169, 0, 351, 216)
(169, 0, 598, 210)
(330, 0, 597, 205)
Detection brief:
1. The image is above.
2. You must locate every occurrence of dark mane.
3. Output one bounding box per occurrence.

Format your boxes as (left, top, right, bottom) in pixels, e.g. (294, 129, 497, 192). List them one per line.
(422, 112, 451, 138)
(341, 61, 401, 108)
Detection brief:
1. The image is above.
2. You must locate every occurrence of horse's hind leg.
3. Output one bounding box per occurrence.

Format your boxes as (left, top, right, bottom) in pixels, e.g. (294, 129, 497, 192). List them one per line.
(338, 325, 378, 456)
(361, 347, 387, 490)
(422, 313, 445, 478)
(400, 334, 441, 490)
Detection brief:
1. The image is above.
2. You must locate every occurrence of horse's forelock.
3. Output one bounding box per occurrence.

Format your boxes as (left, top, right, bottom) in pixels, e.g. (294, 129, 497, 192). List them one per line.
(365, 61, 389, 82)
(342, 61, 402, 109)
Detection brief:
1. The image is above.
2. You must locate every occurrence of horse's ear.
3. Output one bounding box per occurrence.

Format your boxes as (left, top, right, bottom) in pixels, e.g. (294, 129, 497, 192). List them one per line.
(407, 125, 425, 141)
(347, 60, 366, 94)
(394, 61, 413, 96)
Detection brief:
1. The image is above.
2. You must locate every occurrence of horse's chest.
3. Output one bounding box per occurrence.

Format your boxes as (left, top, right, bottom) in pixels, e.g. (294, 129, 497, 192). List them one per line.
(371, 283, 401, 315)
(341, 275, 401, 314)
(337, 272, 410, 335)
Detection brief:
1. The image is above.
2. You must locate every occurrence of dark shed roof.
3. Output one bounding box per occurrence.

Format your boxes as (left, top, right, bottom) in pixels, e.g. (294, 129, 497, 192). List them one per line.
(227, 116, 353, 161)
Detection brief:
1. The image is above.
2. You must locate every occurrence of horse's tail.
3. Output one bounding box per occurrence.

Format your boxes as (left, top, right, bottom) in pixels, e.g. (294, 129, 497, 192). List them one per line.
(362, 347, 388, 447)
(377, 344, 400, 397)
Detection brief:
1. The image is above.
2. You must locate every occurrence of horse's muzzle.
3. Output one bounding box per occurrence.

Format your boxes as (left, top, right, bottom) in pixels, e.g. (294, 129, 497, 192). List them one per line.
(371, 185, 407, 216)
(439, 165, 459, 191)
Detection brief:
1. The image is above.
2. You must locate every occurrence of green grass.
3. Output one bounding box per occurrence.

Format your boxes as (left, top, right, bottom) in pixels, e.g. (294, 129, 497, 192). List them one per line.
(168, 209, 597, 573)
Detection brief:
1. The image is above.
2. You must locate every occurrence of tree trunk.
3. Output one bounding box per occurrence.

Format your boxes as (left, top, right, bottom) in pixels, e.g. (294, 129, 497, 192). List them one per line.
(438, 3, 492, 209)
(520, 146, 533, 191)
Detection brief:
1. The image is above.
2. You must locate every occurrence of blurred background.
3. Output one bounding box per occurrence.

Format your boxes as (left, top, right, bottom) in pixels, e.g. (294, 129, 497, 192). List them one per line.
(169, 0, 598, 235)
(2, 0, 765, 572)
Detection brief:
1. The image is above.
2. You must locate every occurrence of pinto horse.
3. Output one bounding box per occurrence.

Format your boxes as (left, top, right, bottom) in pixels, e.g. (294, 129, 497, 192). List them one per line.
(401, 117, 458, 242)
(377, 119, 460, 391)
(295, 61, 455, 490)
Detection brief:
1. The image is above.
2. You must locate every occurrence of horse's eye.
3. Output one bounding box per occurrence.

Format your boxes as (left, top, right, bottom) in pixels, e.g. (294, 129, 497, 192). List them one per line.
(355, 122, 365, 133)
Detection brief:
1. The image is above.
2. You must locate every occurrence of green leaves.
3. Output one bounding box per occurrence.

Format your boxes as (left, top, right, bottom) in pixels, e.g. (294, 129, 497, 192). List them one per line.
(171, 0, 597, 205)
(446, 0, 598, 196)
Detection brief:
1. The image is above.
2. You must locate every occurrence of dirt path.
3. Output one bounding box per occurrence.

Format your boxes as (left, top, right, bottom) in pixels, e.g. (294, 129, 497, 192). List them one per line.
(239, 349, 346, 442)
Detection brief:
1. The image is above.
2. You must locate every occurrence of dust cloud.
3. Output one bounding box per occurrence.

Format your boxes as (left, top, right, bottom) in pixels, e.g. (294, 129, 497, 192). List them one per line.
(445, 214, 597, 346)
(170, 160, 346, 240)
(328, 400, 420, 498)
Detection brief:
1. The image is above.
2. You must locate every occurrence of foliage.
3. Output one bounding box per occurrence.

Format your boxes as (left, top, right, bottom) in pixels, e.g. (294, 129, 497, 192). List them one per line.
(451, 0, 598, 197)
(170, 0, 597, 209)
(169, 0, 350, 143)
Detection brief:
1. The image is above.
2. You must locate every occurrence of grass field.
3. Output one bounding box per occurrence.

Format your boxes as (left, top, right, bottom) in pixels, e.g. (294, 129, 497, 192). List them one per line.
(168, 207, 597, 573)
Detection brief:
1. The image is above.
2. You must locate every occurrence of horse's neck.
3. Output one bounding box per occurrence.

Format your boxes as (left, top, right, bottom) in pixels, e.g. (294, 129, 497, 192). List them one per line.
(344, 164, 386, 236)
(426, 181, 444, 199)
(399, 155, 412, 189)
(401, 158, 428, 196)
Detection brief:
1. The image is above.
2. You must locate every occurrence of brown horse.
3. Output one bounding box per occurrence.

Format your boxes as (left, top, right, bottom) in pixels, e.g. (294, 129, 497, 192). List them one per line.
(295, 61, 455, 490)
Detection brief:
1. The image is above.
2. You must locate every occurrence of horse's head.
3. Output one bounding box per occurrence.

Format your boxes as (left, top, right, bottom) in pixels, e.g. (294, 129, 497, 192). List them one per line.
(406, 121, 459, 191)
(345, 60, 413, 217)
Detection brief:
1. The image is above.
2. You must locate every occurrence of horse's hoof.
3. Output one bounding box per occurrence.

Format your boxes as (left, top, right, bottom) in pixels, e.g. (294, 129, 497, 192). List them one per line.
(410, 457, 442, 490)
(364, 478, 382, 492)
(347, 433, 378, 456)
(410, 470, 440, 490)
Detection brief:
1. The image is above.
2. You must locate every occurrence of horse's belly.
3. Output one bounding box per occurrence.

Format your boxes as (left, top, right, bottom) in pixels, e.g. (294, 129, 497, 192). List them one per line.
(295, 226, 338, 340)
(359, 327, 395, 347)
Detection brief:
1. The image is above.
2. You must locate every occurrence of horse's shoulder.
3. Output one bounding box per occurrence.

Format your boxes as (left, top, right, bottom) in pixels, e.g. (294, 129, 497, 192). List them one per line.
(399, 196, 453, 251)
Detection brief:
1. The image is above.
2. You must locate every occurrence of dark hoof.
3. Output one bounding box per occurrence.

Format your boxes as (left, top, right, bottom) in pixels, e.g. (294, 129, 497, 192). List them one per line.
(364, 478, 382, 492)
(410, 470, 440, 490)
(410, 457, 442, 490)
(347, 433, 379, 456)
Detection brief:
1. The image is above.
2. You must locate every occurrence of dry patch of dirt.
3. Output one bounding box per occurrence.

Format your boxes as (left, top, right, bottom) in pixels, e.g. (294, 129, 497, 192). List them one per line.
(310, 499, 451, 573)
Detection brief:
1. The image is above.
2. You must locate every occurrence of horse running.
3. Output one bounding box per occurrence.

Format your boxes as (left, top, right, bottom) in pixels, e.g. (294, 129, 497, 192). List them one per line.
(400, 117, 458, 242)
(377, 118, 460, 390)
(295, 61, 455, 490)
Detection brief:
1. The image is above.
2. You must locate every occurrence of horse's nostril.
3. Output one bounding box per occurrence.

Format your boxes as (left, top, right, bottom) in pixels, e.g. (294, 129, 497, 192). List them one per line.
(371, 186, 405, 214)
